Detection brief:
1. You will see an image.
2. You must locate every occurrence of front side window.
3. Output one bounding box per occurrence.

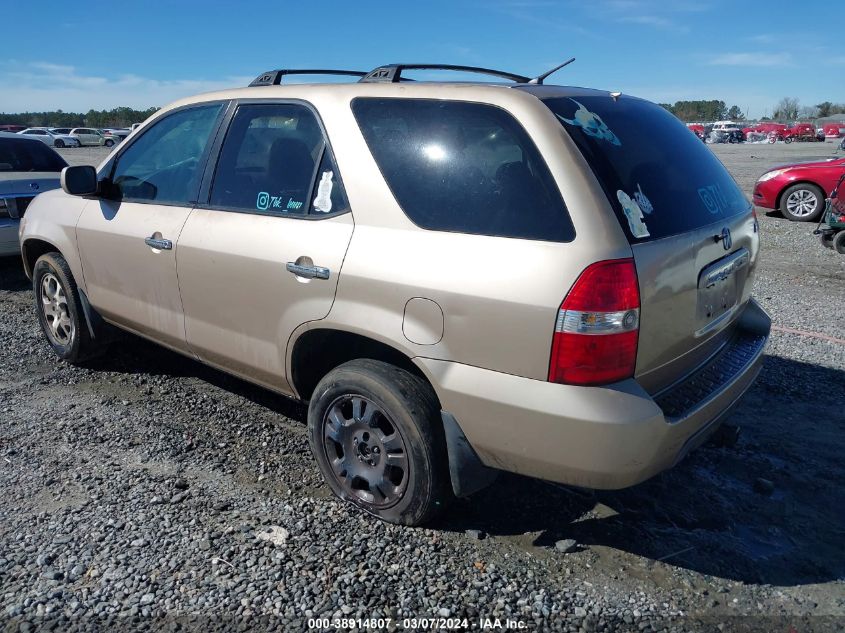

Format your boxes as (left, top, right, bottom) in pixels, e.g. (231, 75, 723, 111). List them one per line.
(210, 103, 347, 216)
(109, 104, 222, 205)
(352, 98, 574, 242)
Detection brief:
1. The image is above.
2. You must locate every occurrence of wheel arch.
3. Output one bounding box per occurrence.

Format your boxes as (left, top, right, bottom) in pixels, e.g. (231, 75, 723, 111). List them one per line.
(21, 238, 61, 280)
(289, 327, 437, 404)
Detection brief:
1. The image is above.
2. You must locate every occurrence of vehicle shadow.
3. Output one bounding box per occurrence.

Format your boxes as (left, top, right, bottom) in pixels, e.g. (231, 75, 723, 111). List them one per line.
(83, 334, 308, 424)
(435, 355, 845, 588)
(0, 256, 30, 291)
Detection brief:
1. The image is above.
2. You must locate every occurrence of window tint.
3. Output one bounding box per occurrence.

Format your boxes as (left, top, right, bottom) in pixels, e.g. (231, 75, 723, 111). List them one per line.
(110, 104, 222, 205)
(210, 103, 337, 215)
(543, 96, 750, 242)
(0, 139, 67, 172)
(352, 98, 574, 242)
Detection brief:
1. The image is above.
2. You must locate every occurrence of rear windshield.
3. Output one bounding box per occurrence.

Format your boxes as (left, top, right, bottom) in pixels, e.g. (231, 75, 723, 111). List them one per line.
(543, 96, 750, 242)
(352, 98, 575, 242)
(0, 138, 67, 172)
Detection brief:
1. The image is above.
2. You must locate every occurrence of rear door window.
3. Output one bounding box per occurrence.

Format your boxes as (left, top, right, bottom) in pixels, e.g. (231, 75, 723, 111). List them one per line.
(352, 98, 574, 242)
(209, 103, 347, 216)
(543, 96, 750, 242)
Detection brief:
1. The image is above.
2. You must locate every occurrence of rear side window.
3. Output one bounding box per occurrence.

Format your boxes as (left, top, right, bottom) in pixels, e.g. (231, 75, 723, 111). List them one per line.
(543, 96, 750, 242)
(210, 103, 348, 216)
(0, 139, 67, 172)
(352, 98, 574, 242)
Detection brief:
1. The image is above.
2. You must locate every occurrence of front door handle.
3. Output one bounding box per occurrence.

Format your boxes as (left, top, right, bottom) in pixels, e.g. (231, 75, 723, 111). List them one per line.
(286, 262, 330, 280)
(144, 236, 172, 250)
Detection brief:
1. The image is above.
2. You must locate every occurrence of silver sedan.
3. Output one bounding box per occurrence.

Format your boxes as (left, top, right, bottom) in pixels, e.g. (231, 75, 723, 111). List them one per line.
(17, 128, 81, 148)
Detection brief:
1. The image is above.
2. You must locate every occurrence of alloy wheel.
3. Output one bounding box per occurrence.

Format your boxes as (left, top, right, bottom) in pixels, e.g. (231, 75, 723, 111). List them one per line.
(322, 395, 409, 508)
(40, 272, 74, 346)
(785, 189, 818, 218)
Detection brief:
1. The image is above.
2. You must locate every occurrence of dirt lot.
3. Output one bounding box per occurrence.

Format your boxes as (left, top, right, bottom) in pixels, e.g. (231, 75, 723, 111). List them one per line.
(1, 141, 844, 632)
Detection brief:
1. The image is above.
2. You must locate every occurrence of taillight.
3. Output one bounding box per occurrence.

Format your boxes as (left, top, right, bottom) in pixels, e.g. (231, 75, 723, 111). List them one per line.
(548, 259, 640, 386)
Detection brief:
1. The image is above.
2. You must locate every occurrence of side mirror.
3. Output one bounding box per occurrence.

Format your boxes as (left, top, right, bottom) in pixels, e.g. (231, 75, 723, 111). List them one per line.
(61, 165, 98, 196)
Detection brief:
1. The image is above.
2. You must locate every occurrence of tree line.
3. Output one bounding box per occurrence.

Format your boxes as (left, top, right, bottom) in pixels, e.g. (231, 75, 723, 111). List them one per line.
(659, 98, 845, 123)
(0, 107, 160, 128)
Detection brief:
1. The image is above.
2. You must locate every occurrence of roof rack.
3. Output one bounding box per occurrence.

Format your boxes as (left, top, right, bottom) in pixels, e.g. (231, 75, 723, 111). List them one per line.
(359, 64, 530, 84)
(248, 69, 367, 87)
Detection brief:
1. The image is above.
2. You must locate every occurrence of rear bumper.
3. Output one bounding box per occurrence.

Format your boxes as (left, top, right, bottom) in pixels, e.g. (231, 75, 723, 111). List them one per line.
(0, 219, 20, 256)
(418, 299, 770, 490)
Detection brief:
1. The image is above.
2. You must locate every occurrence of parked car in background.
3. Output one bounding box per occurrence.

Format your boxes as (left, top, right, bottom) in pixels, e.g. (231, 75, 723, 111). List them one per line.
(0, 125, 27, 133)
(783, 123, 822, 143)
(101, 128, 131, 141)
(0, 132, 66, 255)
(18, 128, 81, 148)
(18, 64, 769, 525)
(822, 123, 845, 140)
(754, 157, 845, 221)
(69, 128, 117, 147)
(711, 120, 743, 134)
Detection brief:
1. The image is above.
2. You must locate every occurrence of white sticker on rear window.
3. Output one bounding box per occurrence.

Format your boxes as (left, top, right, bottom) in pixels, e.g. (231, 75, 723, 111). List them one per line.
(617, 190, 650, 238)
(555, 99, 621, 146)
(313, 170, 334, 213)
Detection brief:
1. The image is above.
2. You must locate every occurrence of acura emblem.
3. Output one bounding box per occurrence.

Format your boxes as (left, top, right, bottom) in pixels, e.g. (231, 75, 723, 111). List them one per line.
(720, 227, 732, 251)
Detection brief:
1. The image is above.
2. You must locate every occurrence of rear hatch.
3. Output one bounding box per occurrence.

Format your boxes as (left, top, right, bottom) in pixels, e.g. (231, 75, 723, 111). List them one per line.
(543, 95, 758, 393)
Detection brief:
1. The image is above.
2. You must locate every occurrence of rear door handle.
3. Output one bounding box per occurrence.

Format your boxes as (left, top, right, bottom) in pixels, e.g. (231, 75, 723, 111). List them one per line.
(286, 262, 330, 280)
(144, 236, 173, 250)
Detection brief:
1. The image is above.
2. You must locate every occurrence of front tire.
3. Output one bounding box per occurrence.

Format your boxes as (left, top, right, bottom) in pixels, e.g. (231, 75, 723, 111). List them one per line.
(33, 253, 100, 363)
(307, 359, 451, 526)
(54, 139, 65, 148)
(780, 183, 825, 222)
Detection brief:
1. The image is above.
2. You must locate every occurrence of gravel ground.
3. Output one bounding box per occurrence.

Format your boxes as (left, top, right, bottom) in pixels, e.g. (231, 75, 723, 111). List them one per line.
(1, 142, 843, 632)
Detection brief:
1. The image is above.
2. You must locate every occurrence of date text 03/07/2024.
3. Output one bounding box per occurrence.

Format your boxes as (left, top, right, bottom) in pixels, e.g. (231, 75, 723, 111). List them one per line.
(307, 616, 529, 630)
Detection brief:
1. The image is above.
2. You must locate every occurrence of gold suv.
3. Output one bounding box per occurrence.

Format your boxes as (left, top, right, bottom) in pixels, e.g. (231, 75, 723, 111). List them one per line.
(18, 64, 770, 525)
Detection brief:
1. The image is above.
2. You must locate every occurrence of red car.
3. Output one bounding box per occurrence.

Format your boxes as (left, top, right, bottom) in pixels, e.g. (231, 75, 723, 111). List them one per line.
(783, 123, 822, 143)
(822, 123, 845, 139)
(753, 157, 845, 221)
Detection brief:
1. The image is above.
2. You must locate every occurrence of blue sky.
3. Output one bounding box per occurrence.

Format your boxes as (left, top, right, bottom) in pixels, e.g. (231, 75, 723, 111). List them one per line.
(1, 0, 841, 118)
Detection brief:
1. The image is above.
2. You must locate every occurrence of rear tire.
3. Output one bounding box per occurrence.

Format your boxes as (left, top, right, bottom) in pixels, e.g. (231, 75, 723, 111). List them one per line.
(104, 139, 114, 147)
(834, 231, 845, 255)
(33, 253, 101, 363)
(820, 232, 834, 249)
(780, 183, 825, 222)
(307, 359, 451, 526)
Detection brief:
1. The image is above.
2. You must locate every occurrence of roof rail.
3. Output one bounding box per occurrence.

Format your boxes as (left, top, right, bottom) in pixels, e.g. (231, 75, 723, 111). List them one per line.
(359, 64, 530, 84)
(248, 69, 367, 87)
